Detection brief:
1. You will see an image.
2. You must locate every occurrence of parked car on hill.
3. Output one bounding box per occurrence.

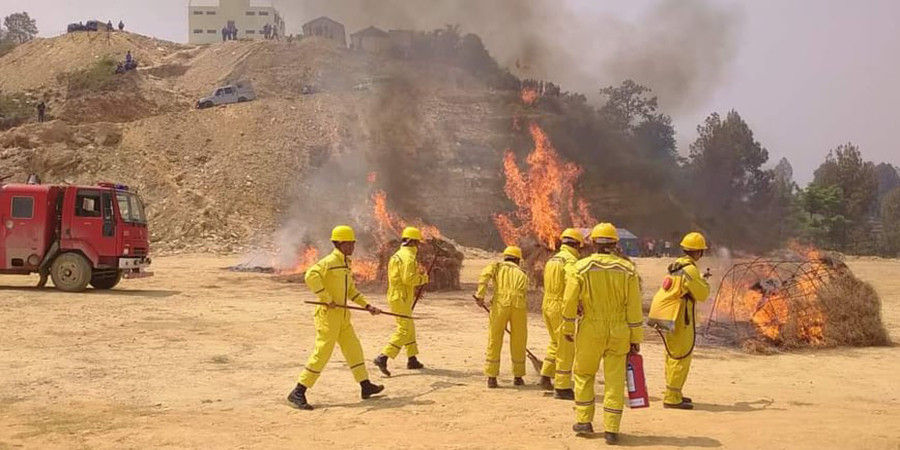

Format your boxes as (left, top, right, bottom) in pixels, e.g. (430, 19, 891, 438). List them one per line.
(196, 82, 256, 109)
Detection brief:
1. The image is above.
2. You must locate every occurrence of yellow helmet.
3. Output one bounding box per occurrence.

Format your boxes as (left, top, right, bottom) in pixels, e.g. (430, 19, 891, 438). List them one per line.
(401, 226, 423, 241)
(330, 225, 356, 242)
(681, 232, 708, 251)
(590, 223, 619, 243)
(560, 228, 585, 247)
(503, 246, 523, 260)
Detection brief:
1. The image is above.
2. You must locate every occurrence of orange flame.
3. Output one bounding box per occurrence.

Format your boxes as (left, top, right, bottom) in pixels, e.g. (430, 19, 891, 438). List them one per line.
(493, 122, 595, 247)
(521, 87, 539, 105)
(372, 189, 441, 242)
(278, 245, 319, 275)
(353, 258, 378, 283)
(718, 244, 828, 344)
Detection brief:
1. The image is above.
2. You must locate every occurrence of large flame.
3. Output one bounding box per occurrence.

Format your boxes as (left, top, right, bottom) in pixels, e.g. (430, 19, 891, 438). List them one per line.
(493, 121, 595, 247)
(717, 244, 828, 344)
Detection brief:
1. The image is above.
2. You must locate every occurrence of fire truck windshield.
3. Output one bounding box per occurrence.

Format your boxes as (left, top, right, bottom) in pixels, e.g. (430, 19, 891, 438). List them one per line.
(116, 192, 147, 224)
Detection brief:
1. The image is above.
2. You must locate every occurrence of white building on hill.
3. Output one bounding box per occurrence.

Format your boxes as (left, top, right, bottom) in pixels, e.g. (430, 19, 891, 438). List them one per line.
(188, 0, 285, 44)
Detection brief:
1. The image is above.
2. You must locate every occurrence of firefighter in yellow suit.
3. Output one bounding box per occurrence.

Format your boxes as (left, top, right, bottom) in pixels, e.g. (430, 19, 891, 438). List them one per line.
(539, 228, 584, 400)
(473, 246, 530, 388)
(373, 227, 430, 376)
(287, 225, 385, 410)
(562, 223, 643, 445)
(660, 232, 711, 410)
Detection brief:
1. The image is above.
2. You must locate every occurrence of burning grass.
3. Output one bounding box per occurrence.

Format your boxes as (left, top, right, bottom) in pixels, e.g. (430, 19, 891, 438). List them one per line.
(704, 249, 891, 352)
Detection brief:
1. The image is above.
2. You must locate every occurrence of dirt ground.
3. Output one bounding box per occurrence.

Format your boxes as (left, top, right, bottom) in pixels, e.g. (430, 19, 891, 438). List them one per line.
(1, 255, 898, 449)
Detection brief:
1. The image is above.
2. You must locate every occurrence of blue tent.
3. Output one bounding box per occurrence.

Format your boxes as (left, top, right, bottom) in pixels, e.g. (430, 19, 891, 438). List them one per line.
(617, 228, 640, 257)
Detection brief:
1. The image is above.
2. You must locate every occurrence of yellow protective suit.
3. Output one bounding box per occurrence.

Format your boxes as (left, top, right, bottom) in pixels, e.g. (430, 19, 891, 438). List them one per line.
(659, 255, 710, 405)
(476, 260, 529, 377)
(561, 253, 643, 433)
(540, 244, 579, 389)
(382, 245, 428, 359)
(298, 248, 372, 388)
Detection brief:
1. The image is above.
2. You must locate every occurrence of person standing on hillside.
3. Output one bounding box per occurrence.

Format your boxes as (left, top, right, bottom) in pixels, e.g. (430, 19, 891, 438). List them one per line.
(650, 232, 712, 410)
(118, 20, 124, 31)
(539, 228, 583, 399)
(286, 225, 385, 410)
(36, 101, 46, 123)
(221, 26, 228, 42)
(563, 223, 644, 445)
(474, 246, 530, 389)
(373, 227, 429, 376)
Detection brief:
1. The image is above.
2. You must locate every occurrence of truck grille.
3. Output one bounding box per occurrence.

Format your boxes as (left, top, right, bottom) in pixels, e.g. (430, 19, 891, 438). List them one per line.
(131, 247, 148, 257)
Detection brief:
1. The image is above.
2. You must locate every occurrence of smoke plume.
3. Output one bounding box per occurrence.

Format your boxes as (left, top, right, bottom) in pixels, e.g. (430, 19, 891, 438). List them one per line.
(281, 0, 743, 113)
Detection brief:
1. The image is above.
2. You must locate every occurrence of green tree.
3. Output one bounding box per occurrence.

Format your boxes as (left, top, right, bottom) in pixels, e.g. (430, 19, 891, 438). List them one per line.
(599, 79, 659, 133)
(880, 188, 900, 256)
(599, 80, 677, 161)
(799, 184, 850, 249)
(813, 143, 878, 220)
(875, 163, 900, 200)
(686, 110, 774, 249)
(2, 12, 37, 44)
(812, 143, 878, 243)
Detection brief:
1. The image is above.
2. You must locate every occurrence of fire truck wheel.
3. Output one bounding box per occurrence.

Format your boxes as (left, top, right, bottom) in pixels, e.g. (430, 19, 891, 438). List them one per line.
(90, 270, 123, 290)
(50, 252, 92, 292)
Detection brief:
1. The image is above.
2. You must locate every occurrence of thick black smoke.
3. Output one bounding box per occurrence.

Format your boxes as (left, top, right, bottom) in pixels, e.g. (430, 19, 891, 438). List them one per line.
(281, 0, 743, 113)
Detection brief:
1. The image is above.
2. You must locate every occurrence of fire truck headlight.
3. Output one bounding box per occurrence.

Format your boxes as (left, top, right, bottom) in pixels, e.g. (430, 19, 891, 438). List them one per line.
(123, 248, 130, 255)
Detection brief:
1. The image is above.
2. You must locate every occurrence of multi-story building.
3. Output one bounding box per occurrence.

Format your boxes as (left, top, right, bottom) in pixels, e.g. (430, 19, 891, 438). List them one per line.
(188, 0, 285, 44)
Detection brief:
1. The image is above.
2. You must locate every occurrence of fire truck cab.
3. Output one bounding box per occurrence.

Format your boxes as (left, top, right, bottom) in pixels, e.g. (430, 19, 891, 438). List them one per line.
(0, 180, 152, 291)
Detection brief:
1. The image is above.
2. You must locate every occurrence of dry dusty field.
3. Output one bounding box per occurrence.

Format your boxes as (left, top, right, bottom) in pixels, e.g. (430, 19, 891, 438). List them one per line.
(1, 255, 899, 449)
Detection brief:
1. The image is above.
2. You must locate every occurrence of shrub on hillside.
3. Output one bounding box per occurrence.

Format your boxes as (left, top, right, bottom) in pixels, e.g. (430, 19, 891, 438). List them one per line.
(0, 91, 34, 130)
(57, 57, 119, 95)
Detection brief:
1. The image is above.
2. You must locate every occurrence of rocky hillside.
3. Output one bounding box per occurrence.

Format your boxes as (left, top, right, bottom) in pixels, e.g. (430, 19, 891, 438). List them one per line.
(0, 32, 517, 253)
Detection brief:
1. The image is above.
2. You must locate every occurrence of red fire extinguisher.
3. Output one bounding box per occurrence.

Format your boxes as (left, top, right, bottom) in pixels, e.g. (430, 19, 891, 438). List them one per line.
(626, 353, 649, 409)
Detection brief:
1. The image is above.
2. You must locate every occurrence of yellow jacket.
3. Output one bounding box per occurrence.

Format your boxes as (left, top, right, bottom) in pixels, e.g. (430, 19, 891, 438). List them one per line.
(305, 248, 369, 310)
(670, 255, 710, 302)
(476, 261, 529, 309)
(560, 253, 644, 343)
(542, 244, 579, 309)
(387, 246, 428, 304)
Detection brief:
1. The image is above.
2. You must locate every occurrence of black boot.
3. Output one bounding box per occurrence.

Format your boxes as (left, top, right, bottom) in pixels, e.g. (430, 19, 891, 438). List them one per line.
(407, 356, 424, 370)
(287, 384, 313, 410)
(487, 377, 499, 389)
(682, 396, 693, 404)
(360, 380, 384, 399)
(539, 376, 554, 391)
(513, 377, 525, 386)
(604, 432, 620, 445)
(554, 388, 574, 400)
(572, 422, 594, 436)
(663, 401, 694, 410)
(373, 354, 391, 377)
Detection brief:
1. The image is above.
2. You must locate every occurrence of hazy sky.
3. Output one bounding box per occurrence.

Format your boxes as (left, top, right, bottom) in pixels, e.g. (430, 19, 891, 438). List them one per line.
(2, 0, 898, 183)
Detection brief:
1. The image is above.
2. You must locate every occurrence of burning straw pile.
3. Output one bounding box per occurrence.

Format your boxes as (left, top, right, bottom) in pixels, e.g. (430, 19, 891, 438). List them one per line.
(704, 247, 891, 352)
(375, 239, 464, 291)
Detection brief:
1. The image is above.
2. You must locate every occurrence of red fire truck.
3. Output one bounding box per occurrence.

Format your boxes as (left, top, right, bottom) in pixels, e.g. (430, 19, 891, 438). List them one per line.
(0, 179, 152, 291)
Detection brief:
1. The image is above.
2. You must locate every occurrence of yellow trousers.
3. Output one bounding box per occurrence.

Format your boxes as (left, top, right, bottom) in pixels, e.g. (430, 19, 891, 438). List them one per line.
(298, 309, 369, 388)
(573, 320, 629, 433)
(485, 304, 527, 377)
(540, 306, 561, 378)
(382, 299, 418, 359)
(540, 305, 574, 388)
(663, 304, 695, 404)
